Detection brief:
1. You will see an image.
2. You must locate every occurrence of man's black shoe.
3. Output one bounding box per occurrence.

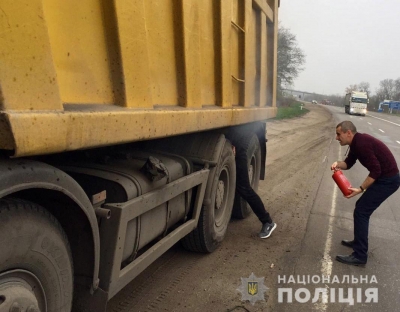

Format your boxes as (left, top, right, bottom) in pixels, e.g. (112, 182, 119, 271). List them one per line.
(259, 222, 277, 239)
(341, 239, 354, 248)
(336, 254, 366, 266)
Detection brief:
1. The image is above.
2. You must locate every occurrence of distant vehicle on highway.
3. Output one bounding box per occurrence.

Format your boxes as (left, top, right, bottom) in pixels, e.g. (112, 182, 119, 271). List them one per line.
(344, 91, 368, 116)
(312, 100, 317, 104)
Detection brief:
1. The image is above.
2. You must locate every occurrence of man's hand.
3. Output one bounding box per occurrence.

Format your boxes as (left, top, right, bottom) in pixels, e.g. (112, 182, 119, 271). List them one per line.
(345, 187, 363, 198)
(331, 161, 347, 171)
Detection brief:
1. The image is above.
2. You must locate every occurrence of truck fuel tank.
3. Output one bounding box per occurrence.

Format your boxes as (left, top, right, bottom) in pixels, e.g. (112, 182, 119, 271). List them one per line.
(62, 150, 193, 264)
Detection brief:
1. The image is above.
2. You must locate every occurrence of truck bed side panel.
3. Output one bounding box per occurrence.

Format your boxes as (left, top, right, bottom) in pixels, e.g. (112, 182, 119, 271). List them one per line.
(0, 0, 278, 156)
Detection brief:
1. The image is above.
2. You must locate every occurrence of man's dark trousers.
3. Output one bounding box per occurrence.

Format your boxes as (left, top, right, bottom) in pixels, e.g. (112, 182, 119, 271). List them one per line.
(235, 148, 272, 224)
(353, 174, 400, 261)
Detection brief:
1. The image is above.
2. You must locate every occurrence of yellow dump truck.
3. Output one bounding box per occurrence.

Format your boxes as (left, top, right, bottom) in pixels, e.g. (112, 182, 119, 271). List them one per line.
(0, 1, 278, 311)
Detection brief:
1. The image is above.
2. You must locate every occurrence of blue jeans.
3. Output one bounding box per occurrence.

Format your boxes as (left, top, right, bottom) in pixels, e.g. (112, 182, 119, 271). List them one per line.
(352, 173, 400, 261)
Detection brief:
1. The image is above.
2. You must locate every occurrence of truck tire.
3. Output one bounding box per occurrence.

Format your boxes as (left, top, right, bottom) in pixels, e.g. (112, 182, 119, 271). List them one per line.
(232, 134, 261, 219)
(182, 141, 236, 253)
(0, 199, 73, 312)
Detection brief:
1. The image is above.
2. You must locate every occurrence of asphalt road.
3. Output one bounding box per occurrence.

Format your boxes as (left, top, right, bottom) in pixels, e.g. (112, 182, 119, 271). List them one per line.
(278, 105, 400, 311)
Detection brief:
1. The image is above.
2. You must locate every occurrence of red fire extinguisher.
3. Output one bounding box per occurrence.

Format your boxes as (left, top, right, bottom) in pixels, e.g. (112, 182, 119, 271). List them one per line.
(332, 170, 352, 196)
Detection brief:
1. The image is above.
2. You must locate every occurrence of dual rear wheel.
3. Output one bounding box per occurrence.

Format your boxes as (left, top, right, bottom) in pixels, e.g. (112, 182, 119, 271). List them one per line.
(183, 133, 262, 252)
(182, 141, 236, 253)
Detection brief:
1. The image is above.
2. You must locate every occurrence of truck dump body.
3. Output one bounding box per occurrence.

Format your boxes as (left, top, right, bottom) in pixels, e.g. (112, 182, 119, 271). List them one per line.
(0, 0, 278, 157)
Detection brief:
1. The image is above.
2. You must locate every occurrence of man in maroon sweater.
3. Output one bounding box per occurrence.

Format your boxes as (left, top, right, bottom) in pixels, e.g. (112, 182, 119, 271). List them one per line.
(331, 120, 400, 266)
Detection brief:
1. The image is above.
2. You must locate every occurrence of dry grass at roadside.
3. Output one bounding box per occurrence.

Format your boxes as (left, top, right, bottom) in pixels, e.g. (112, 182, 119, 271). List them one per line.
(275, 101, 309, 120)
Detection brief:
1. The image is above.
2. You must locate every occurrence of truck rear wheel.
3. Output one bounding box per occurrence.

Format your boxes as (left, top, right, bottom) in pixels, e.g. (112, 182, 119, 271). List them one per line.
(0, 199, 73, 312)
(232, 134, 261, 219)
(182, 141, 236, 253)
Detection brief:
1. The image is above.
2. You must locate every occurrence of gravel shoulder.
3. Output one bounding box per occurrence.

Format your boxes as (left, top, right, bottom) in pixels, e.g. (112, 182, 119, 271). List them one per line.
(107, 103, 335, 312)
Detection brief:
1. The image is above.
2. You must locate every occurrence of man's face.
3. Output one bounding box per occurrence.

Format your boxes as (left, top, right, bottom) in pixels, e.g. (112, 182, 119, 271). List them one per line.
(335, 126, 351, 145)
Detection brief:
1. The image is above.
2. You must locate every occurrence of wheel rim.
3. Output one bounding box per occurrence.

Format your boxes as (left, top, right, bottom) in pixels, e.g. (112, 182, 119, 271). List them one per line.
(214, 167, 229, 227)
(0, 269, 47, 312)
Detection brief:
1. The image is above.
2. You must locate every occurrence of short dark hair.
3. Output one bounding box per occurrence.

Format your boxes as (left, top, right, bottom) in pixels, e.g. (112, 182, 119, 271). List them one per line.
(336, 121, 357, 133)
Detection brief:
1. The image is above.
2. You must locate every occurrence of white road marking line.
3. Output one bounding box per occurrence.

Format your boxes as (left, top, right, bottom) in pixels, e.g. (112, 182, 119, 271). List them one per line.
(368, 122, 372, 125)
(315, 147, 340, 311)
(379, 129, 385, 133)
(321, 185, 335, 277)
(322, 156, 327, 163)
(368, 114, 400, 127)
(397, 141, 400, 145)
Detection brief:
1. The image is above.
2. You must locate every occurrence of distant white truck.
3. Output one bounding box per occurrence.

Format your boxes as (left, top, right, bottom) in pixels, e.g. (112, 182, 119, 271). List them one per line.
(344, 91, 368, 116)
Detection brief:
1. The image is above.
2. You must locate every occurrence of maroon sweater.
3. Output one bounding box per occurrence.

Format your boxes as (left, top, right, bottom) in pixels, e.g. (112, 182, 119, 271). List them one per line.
(344, 133, 399, 179)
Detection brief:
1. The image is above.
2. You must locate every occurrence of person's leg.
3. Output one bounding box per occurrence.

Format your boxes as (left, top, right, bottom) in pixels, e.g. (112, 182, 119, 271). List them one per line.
(235, 151, 272, 224)
(352, 196, 376, 261)
(353, 175, 400, 261)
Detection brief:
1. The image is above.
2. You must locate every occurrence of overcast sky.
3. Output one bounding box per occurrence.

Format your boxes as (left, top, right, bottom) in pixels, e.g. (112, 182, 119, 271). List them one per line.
(279, 0, 400, 96)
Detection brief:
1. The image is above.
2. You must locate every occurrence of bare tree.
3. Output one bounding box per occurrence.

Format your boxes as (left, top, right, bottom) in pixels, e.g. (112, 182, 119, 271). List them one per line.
(358, 81, 370, 94)
(277, 26, 306, 88)
(376, 79, 396, 100)
(345, 84, 358, 94)
(345, 82, 370, 94)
